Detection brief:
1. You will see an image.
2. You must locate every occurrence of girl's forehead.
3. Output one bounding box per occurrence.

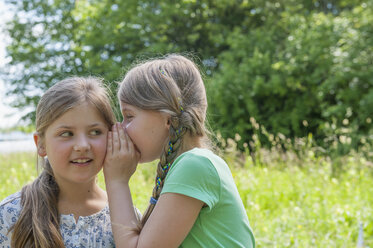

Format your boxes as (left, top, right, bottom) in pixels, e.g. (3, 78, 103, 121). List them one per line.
(48, 103, 106, 128)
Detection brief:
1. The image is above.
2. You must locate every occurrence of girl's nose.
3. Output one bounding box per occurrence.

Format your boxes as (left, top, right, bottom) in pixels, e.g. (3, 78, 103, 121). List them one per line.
(73, 135, 90, 152)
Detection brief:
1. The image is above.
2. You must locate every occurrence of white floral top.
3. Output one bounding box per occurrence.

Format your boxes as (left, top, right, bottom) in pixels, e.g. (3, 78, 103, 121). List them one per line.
(0, 192, 115, 248)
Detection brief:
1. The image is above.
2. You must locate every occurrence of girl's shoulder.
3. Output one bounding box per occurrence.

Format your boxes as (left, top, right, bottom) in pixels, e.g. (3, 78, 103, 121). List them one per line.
(0, 191, 22, 209)
(171, 147, 234, 188)
(176, 148, 227, 170)
(178, 147, 213, 160)
(0, 191, 22, 227)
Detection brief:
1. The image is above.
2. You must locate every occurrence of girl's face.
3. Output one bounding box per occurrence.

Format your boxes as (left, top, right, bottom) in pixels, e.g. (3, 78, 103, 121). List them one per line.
(120, 102, 170, 163)
(34, 103, 109, 185)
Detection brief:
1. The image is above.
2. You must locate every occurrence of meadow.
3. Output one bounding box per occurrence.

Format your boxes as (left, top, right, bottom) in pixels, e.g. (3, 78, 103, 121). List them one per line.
(1, 149, 372, 248)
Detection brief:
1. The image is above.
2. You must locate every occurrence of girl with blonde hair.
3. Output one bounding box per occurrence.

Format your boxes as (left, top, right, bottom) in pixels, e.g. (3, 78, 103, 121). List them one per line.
(104, 54, 255, 247)
(0, 77, 116, 247)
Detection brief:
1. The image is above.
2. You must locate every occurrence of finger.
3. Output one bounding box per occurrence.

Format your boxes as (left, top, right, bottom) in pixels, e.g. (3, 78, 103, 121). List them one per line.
(112, 124, 120, 151)
(124, 131, 140, 161)
(124, 131, 135, 157)
(107, 131, 113, 155)
(118, 122, 128, 151)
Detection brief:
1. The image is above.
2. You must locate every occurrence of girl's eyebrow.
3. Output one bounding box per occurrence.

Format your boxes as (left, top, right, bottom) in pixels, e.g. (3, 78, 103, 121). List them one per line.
(121, 108, 134, 113)
(88, 123, 105, 127)
(55, 123, 104, 129)
(55, 125, 73, 129)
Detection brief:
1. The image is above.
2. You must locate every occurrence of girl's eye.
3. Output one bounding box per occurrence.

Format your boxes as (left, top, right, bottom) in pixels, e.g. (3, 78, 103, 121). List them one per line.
(90, 130, 102, 136)
(60, 131, 73, 137)
(124, 115, 133, 121)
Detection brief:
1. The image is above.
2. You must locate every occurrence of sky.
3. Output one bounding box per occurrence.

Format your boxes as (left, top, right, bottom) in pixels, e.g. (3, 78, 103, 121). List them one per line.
(0, 1, 22, 128)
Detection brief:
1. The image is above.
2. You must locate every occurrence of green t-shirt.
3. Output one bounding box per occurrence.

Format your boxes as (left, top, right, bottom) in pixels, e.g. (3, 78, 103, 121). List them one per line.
(161, 148, 255, 248)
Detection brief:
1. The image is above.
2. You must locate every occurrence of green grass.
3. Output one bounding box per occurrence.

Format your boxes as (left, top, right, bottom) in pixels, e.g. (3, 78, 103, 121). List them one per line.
(1, 151, 372, 247)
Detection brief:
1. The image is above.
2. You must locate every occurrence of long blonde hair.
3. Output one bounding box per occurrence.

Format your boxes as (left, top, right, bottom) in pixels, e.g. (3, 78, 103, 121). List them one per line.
(10, 77, 116, 248)
(118, 54, 210, 228)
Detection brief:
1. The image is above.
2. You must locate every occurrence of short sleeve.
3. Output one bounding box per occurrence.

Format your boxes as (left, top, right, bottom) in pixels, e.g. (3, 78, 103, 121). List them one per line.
(161, 152, 221, 210)
(0, 192, 22, 247)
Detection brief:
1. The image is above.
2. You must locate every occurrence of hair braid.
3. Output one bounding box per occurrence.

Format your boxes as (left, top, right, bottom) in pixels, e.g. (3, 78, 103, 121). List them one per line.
(10, 159, 64, 248)
(140, 115, 186, 227)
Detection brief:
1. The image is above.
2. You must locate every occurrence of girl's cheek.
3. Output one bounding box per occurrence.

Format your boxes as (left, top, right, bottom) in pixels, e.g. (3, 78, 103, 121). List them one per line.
(95, 136, 108, 150)
(124, 122, 132, 132)
(120, 120, 131, 130)
(124, 123, 136, 143)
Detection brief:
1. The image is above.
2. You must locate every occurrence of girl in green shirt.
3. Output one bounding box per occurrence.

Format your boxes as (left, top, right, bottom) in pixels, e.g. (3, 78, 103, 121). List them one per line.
(103, 54, 255, 247)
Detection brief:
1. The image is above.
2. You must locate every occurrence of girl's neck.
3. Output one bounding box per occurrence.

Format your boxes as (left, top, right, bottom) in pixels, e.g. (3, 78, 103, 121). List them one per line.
(181, 133, 202, 152)
(58, 180, 102, 201)
(57, 180, 107, 220)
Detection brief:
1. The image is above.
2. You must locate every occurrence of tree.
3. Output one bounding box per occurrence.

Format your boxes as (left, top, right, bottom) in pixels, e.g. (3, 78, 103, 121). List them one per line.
(2, 0, 372, 155)
(208, 1, 373, 155)
(3, 0, 255, 120)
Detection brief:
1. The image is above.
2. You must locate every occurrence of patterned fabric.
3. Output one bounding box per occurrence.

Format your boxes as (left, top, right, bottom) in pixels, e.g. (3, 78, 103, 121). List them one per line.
(0, 191, 115, 248)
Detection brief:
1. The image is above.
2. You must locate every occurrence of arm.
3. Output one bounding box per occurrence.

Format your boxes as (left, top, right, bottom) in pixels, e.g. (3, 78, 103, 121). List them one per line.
(103, 123, 204, 248)
(103, 123, 139, 246)
(137, 192, 203, 247)
(107, 182, 203, 248)
(105, 180, 139, 247)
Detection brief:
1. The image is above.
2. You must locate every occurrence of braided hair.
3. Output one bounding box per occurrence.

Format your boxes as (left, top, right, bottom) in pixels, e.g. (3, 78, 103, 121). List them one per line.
(118, 54, 210, 228)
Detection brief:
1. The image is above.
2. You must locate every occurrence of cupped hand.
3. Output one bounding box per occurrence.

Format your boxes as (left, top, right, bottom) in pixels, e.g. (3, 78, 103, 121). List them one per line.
(103, 122, 140, 184)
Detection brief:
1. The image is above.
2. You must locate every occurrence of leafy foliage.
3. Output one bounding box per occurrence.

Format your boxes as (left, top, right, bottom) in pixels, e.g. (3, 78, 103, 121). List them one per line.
(208, 1, 373, 155)
(2, 0, 373, 155)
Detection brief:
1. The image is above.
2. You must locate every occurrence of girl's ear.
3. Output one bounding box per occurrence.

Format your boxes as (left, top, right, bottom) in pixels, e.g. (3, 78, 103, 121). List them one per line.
(166, 116, 171, 129)
(166, 114, 175, 130)
(33, 132, 47, 157)
(162, 112, 172, 130)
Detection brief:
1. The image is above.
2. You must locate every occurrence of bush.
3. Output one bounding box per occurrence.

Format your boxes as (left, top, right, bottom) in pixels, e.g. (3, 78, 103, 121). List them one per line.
(208, 3, 373, 156)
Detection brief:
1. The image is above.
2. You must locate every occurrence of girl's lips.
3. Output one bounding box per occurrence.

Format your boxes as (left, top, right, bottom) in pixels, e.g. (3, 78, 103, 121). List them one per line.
(70, 158, 93, 167)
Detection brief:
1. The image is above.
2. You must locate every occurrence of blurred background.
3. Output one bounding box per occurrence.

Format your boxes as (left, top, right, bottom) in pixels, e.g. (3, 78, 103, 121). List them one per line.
(0, 1, 372, 246)
(0, 0, 372, 159)
(0, 0, 34, 152)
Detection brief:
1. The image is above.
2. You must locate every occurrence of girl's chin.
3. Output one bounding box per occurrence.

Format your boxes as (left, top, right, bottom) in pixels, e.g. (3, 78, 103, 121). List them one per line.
(134, 146, 143, 162)
(138, 155, 153, 164)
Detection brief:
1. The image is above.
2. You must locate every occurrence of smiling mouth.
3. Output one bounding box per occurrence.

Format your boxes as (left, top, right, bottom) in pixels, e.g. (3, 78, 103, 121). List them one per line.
(71, 158, 93, 165)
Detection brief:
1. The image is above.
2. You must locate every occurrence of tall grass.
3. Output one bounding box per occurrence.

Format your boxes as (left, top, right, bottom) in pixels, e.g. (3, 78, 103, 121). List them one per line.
(1, 149, 372, 247)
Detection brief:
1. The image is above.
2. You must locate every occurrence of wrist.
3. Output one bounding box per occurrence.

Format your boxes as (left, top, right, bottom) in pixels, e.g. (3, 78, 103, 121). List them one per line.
(104, 177, 130, 189)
